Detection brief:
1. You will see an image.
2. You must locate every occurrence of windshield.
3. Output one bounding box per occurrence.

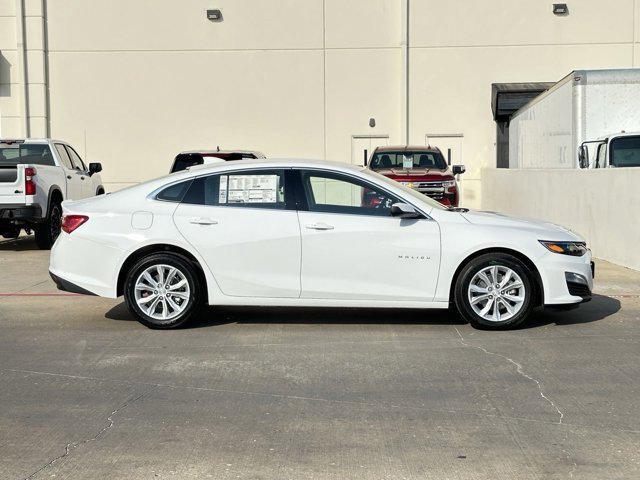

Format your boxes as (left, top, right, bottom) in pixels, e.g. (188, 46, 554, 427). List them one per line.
(369, 151, 447, 170)
(363, 169, 447, 210)
(0, 143, 55, 166)
(610, 136, 640, 167)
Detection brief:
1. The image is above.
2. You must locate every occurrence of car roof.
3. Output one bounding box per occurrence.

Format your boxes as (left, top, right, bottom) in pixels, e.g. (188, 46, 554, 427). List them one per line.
(0, 138, 62, 144)
(186, 157, 365, 174)
(373, 145, 442, 153)
(178, 150, 263, 155)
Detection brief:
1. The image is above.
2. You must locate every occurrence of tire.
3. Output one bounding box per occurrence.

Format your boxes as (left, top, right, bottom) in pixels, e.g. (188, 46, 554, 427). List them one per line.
(454, 253, 535, 330)
(34, 202, 62, 250)
(124, 252, 203, 329)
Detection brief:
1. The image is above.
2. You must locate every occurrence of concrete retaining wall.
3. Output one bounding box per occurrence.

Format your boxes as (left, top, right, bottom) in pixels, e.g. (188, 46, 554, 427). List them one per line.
(481, 168, 640, 270)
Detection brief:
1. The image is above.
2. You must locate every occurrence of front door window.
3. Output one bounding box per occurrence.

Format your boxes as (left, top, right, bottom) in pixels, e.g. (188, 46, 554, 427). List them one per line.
(301, 170, 400, 216)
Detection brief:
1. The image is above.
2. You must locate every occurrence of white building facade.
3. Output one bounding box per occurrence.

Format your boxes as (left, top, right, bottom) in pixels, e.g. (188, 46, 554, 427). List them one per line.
(3, 0, 640, 207)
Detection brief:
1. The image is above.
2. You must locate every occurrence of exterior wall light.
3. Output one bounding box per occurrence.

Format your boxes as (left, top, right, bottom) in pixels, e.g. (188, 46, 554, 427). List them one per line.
(207, 9, 223, 22)
(369, 118, 376, 128)
(552, 4, 568, 15)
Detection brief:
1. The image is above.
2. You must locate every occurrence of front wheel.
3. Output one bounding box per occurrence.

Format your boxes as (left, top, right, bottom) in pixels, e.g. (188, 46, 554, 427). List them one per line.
(454, 253, 534, 330)
(124, 253, 203, 329)
(34, 202, 62, 250)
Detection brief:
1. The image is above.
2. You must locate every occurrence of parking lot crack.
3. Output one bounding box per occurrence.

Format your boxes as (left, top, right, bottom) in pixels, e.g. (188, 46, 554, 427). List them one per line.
(453, 327, 564, 425)
(22, 387, 156, 480)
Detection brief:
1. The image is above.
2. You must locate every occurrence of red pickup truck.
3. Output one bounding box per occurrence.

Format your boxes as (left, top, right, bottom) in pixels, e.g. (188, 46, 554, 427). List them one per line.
(367, 146, 465, 207)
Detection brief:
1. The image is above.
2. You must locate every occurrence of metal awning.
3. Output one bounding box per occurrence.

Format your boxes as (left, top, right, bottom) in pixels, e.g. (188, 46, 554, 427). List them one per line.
(491, 82, 554, 122)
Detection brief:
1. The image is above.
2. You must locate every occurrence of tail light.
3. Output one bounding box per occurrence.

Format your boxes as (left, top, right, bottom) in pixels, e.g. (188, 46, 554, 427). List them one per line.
(61, 215, 89, 234)
(25, 167, 36, 195)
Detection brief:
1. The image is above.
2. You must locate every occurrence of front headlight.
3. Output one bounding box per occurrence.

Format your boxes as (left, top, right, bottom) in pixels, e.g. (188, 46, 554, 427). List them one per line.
(442, 180, 456, 188)
(539, 240, 588, 256)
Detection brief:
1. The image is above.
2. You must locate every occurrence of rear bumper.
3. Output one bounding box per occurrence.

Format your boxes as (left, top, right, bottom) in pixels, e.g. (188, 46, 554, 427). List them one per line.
(0, 204, 42, 221)
(50, 231, 122, 298)
(49, 271, 97, 296)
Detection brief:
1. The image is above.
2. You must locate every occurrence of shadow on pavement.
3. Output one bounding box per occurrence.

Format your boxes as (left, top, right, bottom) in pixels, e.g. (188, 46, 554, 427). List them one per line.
(520, 294, 621, 329)
(0, 236, 40, 251)
(105, 302, 465, 328)
(105, 293, 620, 329)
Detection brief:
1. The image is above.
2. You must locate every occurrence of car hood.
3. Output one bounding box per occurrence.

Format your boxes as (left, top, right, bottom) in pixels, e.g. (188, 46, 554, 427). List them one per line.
(372, 168, 451, 177)
(460, 210, 584, 241)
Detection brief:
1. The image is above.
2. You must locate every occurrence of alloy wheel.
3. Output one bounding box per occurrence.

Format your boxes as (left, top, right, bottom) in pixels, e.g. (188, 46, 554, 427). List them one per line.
(467, 265, 525, 322)
(134, 264, 191, 321)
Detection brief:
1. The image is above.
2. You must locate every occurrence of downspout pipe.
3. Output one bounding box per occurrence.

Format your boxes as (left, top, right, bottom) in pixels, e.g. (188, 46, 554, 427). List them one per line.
(15, 0, 29, 137)
(41, 0, 50, 137)
(401, 0, 409, 145)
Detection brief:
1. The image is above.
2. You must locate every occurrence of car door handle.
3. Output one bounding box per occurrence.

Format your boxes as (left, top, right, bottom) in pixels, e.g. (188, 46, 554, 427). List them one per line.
(189, 217, 218, 226)
(305, 222, 334, 230)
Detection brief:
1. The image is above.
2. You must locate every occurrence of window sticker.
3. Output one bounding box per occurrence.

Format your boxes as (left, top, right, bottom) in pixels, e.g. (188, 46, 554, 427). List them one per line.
(219, 175, 228, 204)
(227, 174, 279, 204)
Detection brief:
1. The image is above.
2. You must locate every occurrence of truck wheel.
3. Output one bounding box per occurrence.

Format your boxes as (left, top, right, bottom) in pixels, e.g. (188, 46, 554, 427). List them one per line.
(35, 202, 62, 250)
(454, 253, 534, 330)
(124, 253, 203, 329)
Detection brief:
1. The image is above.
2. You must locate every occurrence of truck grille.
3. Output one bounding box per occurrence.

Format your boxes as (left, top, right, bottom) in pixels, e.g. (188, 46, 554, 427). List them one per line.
(415, 181, 444, 189)
(414, 181, 444, 198)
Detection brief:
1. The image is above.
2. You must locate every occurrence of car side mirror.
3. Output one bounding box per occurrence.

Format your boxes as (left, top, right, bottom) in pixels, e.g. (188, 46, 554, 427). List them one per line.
(391, 202, 423, 219)
(89, 162, 102, 175)
(578, 145, 589, 168)
(452, 164, 465, 175)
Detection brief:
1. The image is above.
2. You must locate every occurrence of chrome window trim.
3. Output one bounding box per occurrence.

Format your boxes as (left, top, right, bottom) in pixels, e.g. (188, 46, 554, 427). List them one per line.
(149, 165, 434, 220)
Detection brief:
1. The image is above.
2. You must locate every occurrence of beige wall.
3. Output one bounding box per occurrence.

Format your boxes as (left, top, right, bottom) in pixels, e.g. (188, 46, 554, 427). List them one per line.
(481, 168, 640, 270)
(1, 0, 640, 201)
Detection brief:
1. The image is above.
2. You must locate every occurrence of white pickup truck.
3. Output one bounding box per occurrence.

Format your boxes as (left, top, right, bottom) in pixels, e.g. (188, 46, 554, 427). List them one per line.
(0, 139, 105, 249)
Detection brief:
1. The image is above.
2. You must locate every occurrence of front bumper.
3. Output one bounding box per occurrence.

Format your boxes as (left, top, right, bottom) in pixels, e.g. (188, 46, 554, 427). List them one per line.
(541, 252, 594, 306)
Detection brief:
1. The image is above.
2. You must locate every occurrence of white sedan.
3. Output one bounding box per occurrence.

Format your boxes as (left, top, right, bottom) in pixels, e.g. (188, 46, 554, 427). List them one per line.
(49, 159, 594, 330)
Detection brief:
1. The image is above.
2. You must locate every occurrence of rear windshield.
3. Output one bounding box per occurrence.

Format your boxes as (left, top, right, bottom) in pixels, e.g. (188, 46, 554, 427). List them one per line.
(171, 152, 259, 173)
(369, 151, 447, 170)
(171, 154, 204, 173)
(0, 143, 55, 167)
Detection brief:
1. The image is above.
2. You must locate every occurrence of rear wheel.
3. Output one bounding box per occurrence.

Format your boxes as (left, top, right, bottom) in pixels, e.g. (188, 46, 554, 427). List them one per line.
(35, 202, 62, 250)
(454, 253, 534, 330)
(124, 253, 203, 329)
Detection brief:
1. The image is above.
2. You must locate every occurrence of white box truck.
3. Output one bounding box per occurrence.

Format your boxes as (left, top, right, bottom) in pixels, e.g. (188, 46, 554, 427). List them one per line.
(509, 69, 640, 169)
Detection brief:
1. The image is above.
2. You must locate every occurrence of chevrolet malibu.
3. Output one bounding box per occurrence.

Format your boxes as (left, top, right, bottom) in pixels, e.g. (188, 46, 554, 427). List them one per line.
(49, 159, 594, 330)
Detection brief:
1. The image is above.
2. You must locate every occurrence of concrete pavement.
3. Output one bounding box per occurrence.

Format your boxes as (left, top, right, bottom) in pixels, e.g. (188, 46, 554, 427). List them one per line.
(0, 236, 639, 479)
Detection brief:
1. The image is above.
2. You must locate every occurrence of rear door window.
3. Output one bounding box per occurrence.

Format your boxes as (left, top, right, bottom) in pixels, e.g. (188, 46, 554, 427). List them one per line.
(183, 169, 286, 209)
(55, 144, 74, 170)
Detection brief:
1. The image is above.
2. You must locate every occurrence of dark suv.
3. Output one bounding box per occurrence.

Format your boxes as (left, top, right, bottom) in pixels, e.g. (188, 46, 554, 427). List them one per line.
(367, 146, 465, 207)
